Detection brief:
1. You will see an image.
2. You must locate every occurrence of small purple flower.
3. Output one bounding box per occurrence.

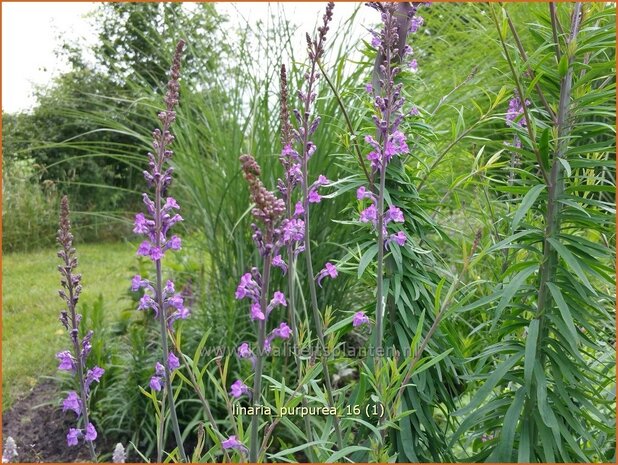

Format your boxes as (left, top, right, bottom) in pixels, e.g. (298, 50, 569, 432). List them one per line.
(164, 196, 180, 211)
(149, 246, 164, 261)
(150, 376, 163, 391)
(168, 352, 180, 371)
(237, 343, 254, 359)
(389, 231, 407, 247)
(283, 218, 305, 243)
(155, 362, 165, 376)
(164, 280, 175, 294)
(250, 303, 265, 321)
(138, 294, 157, 313)
(360, 204, 378, 225)
(316, 262, 338, 287)
(63, 391, 81, 416)
(133, 213, 151, 235)
(167, 293, 185, 310)
(131, 275, 147, 292)
(409, 15, 424, 33)
(235, 273, 260, 301)
(229, 379, 250, 399)
(136, 240, 152, 257)
(371, 35, 381, 48)
(308, 188, 321, 203)
(270, 291, 287, 308)
(221, 435, 247, 453)
(365, 83, 373, 93)
(166, 235, 182, 250)
(357, 186, 374, 201)
(85, 366, 105, 390)
(353, 311, 370, 327)
(409, 59, 418, 72)
(56, 351, 75, 371)
(385, 205, 404, 223)
(294, 201, 304, 217)
(67, 428, 80, 447)
(272, 254, 288, 275)
(272, 322, 291, 339)
(85, 423, 97, 442)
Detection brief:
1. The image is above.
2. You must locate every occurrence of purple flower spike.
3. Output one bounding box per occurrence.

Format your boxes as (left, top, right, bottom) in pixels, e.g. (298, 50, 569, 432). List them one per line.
(67, 428, 80, 447)
(353, 311, 370, 327)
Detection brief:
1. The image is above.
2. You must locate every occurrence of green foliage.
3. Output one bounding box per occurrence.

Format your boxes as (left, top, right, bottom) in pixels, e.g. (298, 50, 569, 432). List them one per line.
(451, 3, 616, 462)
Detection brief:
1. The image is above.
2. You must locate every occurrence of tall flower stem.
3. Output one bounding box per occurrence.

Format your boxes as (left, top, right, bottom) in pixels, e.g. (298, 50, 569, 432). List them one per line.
(280, 64, 316, 459)
(301, 139, 344, 451)
(153, 96, 188, 465)
(249, 253, 272, 462)
(374, 5, 396, 362)
(60, 206, 97, 462)
(297, 3, 343, 448)
(57, 195, 103, 461)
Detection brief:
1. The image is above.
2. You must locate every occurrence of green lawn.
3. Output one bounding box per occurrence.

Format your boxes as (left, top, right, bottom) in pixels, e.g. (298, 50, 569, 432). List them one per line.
(2, 241, 136, 408)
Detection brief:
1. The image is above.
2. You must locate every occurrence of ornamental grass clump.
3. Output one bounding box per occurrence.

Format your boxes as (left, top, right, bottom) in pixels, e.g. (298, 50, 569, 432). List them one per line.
(56, 196, 104, 461)
(233, 154, 291, 461)
(129, 39, 188, 463)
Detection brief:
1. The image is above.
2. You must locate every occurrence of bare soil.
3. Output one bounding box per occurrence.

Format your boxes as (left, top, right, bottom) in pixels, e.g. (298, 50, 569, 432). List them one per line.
(2, 381, 104, 463)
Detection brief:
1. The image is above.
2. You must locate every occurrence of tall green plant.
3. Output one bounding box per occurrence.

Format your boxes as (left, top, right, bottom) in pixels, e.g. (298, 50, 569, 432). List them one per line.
(452, 3, 616, 461)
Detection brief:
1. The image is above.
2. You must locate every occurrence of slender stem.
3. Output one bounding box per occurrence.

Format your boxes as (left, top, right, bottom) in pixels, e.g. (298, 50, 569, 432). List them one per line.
(302, 155, 344, 449)
(250, 253, 272, 462)
(374, 5, 396, 364)
(69, 319, 97, 462)
(505, 10, 556, 121)
(63, 247, 97, 462)
(286, 245, 316, 460)
(154, 148, 187, 463)
(375, 168, 387, 354)
(169, 340, 230, 462)
(298, 23, 344, 450)
(490, 4, 549, 186)
(393, 232, 480, 411)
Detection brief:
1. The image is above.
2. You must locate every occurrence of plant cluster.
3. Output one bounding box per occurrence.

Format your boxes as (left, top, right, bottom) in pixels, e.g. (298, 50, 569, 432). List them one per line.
(9, 2, 615, 463)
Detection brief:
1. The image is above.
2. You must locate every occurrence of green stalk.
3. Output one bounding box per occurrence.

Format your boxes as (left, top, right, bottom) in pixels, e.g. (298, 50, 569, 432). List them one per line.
(301, 155, 344, 450)
(249, 252, 272, 462)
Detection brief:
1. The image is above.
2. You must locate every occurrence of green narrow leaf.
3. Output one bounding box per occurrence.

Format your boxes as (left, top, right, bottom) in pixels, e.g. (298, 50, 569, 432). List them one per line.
(511, 184, 545, 232)
(326, 445, 371, 463)
(546, 282, 579, 342)
(492, 265, 538, 328)
(358, 244, 378, 278)
(547, 238, 594, 292)
(495, 387, 525, 461)
(453, 352, 523, 417)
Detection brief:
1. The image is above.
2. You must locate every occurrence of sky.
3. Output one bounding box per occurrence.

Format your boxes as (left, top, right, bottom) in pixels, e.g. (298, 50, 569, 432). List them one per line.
(2, 2, 374, 114)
